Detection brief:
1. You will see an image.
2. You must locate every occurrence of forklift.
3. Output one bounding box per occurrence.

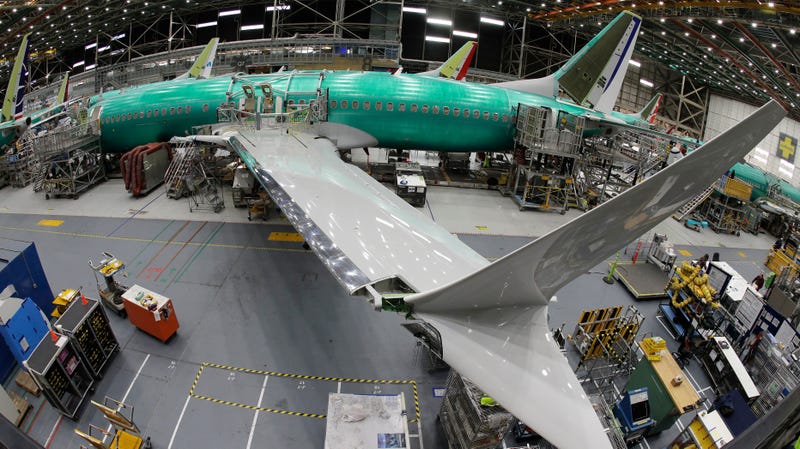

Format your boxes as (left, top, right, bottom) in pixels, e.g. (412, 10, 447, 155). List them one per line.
(88, 252, 129, 318)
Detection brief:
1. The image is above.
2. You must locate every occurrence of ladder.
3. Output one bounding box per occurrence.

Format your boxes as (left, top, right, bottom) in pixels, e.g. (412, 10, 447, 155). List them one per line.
(672, 182, 716, 221)
(164, 140, 197, 199)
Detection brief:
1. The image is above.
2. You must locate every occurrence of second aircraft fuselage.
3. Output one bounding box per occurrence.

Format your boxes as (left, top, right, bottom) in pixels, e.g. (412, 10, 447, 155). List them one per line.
(90, 70, 607, 154)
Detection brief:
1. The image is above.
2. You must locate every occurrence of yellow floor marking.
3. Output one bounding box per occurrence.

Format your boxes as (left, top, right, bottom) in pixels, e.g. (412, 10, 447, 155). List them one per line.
(738, 251, 747, 258)
(37, 219, 64, 227)
(678, 249, 692, 257)
(268, 232, 304, 242)
(475, 226, 489, 231)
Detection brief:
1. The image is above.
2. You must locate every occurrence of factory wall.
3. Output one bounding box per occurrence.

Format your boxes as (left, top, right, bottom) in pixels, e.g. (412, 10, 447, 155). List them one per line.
(705, 95, 800, 188)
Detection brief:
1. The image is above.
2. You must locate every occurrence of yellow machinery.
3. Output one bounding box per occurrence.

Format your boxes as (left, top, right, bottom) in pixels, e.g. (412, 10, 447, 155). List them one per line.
(667, 262, 719, 310)
(75, 397, 151, 449)
(50, 288, 79, 318)
(88, 252, 129, 317)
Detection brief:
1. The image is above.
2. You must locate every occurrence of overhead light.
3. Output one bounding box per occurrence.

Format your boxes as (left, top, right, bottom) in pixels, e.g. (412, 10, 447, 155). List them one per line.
(73, 60, 85, 68)
(639, 79, 654, 87)
(110, 49, 124, 56)
(425, 35, 450, 43)
(197, 21, 217, 28)
(85, 64, 96, 70)
(779, 166, 794, 179)
(427, 18, 452, 27)
(629, 59, 641, 67)
(266, 5, 290, 11)
(480, 17, 504, 26)
(453, 30, 477, 39)
(98, 45, 110, 52)
(85, 42, 97, 50)
(402, 6, 426, 14)
(111, 33, 125, 41)
(219, 9, 241, 17)
(241, 24, 264, 31)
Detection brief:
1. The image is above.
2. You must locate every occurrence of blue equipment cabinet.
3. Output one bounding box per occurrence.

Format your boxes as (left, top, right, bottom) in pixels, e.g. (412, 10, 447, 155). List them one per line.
(0, 295, 50, 363)
(613, 388, 655, 445)
(0, 240, 54, 382)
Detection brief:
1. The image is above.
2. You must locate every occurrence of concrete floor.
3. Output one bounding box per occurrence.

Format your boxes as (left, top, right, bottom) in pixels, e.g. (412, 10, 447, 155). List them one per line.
(0, 178, 777, 449)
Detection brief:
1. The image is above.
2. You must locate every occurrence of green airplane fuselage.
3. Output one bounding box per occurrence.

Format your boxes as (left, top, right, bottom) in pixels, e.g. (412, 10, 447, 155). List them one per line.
(92, 71, 604, 154)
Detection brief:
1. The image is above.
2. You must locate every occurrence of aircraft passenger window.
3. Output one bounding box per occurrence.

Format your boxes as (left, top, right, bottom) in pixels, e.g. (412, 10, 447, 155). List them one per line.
(483, 111, 489, 120)
(453, 107, 460, 116)
(341, 100, 348, 109)
(411, 104, 418, 113)
(146, 110, 152, 118)
(330, 100, 338, 109)
(154, 109, 160, 117)
(474, 110, 480, 119)
(114, 116, 119, 123)
(170, 107, 175, 116)
(463, 109, 470, 118)
(140, 111, 144, 118)
(501, 114, 508, 122)
(387, 102, 394, 112)
(299, 99, 306, 105)
(399, 103, 406, 112)
(363, 101, 371, 110)
(134, 112, 139, 119)
(288, 100, 295, 105)
(443, 106, 449, 115)
(177, 107, 183, 115)
(202, 104, 209, 113)
(432, 106, 439, 114)
(376, 101, 382, 111)
(352, 101, 359, 109)
(127, 113, 133, 120)
(492, 113, 499, 121)
(186, 105, 191, 114)
(422, 105, 429, 114)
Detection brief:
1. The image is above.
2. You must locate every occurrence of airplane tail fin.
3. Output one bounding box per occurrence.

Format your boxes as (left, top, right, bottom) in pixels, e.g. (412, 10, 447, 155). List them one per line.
(176, 38, 219, 80)
(493, 11, 641, 112)
(417, 41, 477, 80)
(2, 33, 30, 122)
(640, 93, 663, 124)
(406, 100, 786, 449)
(56, 73, 69, 103)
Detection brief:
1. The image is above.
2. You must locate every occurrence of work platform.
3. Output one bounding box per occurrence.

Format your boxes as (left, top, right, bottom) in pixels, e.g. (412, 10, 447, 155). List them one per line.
(614, 262, 669, 300)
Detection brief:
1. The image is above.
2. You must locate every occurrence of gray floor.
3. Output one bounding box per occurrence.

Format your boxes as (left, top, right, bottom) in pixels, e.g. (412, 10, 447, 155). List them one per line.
(0, 180, 777, 449)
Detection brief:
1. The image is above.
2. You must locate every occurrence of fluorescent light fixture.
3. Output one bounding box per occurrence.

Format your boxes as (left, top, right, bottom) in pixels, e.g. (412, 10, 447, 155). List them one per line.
(98, 45, 110, 52)
(779, 166, 794, 179)
(241, 24, 264, 31)
(85, 64, 96, 70)
(266, 5, 290, 11)
(752, 155, 768, 165)
(219, 9, 241, 17)
(427, 18, 452, 27)
(780, 159, 794, 169)
(110, 49, 124, 56)
(629, 59, 641, 67)
(85, 42, 97, 50)
(755, 146, 769, 157)
(639, 79, 654, 87)
(73, 60, 85, 68)
(402, 6, 426, 13)
(480, 16, 504, 26)
(453, 30, 478, 39)
(197, 21, 217, 28)
(425, 35, 450, 43)
(111, 33, 125, 41)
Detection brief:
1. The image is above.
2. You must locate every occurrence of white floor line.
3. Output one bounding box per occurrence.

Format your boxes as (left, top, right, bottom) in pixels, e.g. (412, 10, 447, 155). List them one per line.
(246, 376, 269, 449)
(44, 415, 63, 448)
(337, 381, 341, 393)
(641, 435, 651, 449)
(417, 419, 424, 449)
(103, 353, 151, 443)
(168, 395, 192, 449)
(675, 417, 685, 431)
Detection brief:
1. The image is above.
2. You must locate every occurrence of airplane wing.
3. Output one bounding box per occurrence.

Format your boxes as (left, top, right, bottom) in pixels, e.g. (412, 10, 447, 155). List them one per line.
(191, 100, 784, 449)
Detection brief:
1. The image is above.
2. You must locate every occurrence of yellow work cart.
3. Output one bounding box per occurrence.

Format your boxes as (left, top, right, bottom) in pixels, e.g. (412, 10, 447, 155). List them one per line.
(75, 397, 151, 449)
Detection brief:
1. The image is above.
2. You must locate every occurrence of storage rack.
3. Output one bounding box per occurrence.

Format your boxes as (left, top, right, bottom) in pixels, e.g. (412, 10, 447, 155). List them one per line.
(438, 370, 515, 449)
(0, 143, 38, 187)
(24, 334, 94, 419)
(54, 297, 119, 379)
(747, 336, 800, 417)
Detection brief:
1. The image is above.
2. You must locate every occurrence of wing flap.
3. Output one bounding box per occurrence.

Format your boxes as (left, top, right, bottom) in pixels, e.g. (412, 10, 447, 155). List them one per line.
(222, 129, 488, 295)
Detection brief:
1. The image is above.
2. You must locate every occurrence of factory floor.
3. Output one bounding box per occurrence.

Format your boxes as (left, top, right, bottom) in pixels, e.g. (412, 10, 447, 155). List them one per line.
(0, 177, 776, 449)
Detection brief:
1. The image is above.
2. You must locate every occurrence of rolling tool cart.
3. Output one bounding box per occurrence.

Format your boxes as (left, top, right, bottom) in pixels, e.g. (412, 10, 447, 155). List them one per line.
(23, 332, 94, 419)
(121, 285, 179, 342)
(54, 296, 119, 379)
(88, 252, 129, 317)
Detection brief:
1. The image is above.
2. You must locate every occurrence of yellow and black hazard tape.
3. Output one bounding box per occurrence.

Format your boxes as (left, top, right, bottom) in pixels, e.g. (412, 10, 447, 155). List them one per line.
(195, 361, 422, 422)
(201, 362, 415, 385)
(190, 393, 326, 419)
(189, 364, 205, 396)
